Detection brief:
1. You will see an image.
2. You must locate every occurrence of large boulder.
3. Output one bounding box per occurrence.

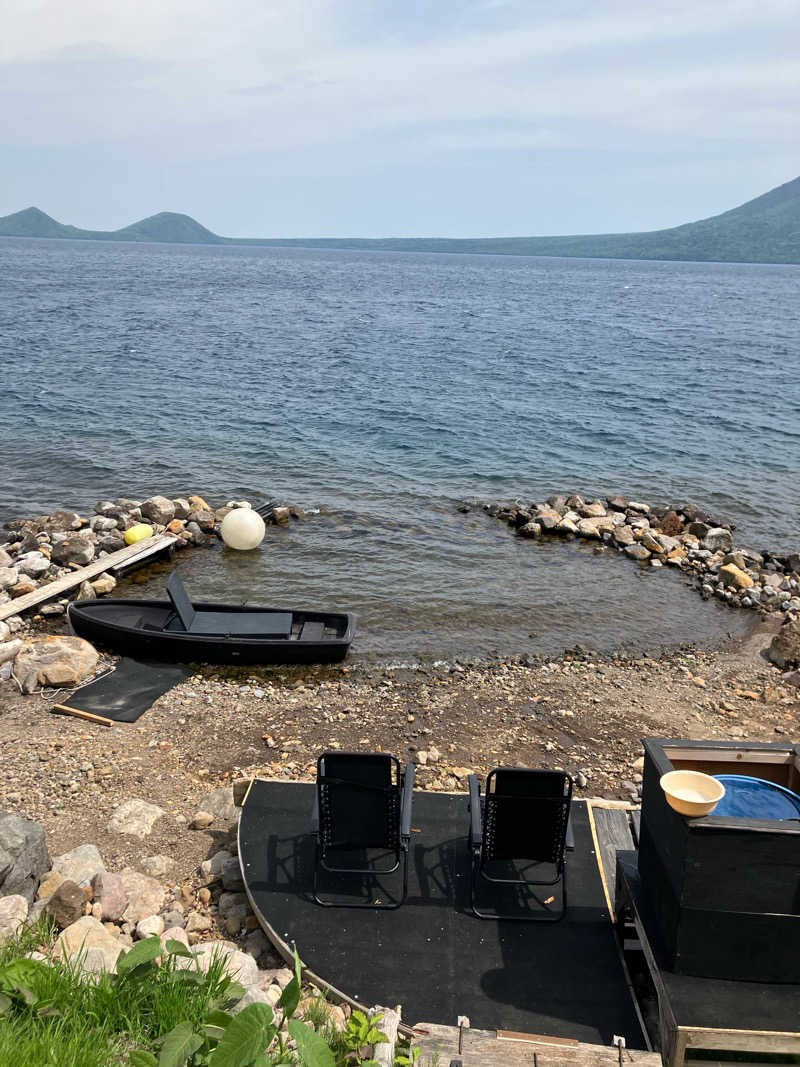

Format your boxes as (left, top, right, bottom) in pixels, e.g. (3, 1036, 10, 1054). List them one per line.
(768, 619, 800, 670)
(17, 553, 51, 578)
(0, 813, 49, 903)
(703, 528, 734, 553)
(50, 533, 96, 567)
(140, 496, 175, 526)
(13, 636, 99, 694)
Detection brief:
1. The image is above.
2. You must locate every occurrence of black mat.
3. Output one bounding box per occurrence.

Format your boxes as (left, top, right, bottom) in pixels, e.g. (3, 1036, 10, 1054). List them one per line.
(52, 657, 193, 724)
(618, 853, 800, 1034)
(240, 781, 645, 1045)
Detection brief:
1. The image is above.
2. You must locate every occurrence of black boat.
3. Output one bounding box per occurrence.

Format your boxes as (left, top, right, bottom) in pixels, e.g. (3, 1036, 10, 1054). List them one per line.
(67, 573, 355, 665)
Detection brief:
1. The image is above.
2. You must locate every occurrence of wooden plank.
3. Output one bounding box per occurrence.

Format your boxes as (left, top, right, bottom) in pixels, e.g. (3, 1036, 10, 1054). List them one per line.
(372, 1007, 401, 1067)
(52, 702, 113, 727)
(412, 1022, 662, 1067)
(0, 535, 176, 621)
(589, 803, 635, 920)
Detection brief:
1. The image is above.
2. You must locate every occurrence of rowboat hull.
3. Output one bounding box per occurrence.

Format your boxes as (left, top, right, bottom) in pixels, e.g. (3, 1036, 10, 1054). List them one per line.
(68, 598, 355, 665)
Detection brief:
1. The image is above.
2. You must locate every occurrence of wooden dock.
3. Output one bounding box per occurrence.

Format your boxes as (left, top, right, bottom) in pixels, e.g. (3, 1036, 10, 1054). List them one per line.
(0, 534, 176, 622)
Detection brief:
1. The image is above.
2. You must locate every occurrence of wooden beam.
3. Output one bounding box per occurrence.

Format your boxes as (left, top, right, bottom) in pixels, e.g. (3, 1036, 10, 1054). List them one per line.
(0, 535, 176, 621)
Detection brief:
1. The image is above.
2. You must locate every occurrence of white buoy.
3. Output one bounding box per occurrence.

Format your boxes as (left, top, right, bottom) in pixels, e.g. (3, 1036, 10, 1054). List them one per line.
(220, 507, 266, 550)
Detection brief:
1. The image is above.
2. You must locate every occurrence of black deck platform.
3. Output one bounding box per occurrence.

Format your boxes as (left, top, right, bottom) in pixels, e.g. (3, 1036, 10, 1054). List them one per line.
(239, 780, 645, 1045)
(615, 852, 800, 1066)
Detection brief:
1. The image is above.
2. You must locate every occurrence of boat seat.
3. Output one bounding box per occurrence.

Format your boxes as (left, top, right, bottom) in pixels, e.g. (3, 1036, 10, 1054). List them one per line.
(166, 572, 291, 637)
(299, 620, 326, 641)
(189, 610, 292, 637)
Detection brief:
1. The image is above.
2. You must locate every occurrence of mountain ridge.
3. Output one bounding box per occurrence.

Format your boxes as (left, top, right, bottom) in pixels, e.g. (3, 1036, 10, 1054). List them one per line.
(2, 176, 799, 264)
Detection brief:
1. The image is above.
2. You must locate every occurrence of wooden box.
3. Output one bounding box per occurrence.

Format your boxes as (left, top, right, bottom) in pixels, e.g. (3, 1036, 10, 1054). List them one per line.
(638, 738, 800, 984)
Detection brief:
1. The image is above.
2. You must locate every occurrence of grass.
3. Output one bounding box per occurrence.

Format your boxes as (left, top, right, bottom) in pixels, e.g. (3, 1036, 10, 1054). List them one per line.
(0, 920, 251, 1067)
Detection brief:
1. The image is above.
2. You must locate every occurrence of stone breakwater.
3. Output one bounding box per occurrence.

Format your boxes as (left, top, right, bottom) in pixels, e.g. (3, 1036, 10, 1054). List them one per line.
(481, 493, 800, 618)
(0, 493, 300, 639)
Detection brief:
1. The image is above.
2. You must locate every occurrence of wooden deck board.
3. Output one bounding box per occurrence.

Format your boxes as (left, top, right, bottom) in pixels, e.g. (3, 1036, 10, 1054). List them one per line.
(412, 1022, 661, 1067)
(0, 535, 176, 621)
(589, 804, 636, 920)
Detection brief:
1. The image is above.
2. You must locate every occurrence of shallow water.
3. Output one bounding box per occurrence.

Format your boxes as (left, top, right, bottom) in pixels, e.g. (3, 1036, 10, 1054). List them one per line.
(1, 237, 798, 659)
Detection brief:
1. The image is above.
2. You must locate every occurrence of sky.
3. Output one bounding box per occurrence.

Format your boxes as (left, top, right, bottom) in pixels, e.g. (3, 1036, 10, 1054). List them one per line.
(1, 0, 799, 237)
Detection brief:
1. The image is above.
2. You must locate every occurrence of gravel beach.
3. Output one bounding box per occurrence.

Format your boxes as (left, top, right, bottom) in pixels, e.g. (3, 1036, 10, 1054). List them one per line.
(0, 617, 795, 885)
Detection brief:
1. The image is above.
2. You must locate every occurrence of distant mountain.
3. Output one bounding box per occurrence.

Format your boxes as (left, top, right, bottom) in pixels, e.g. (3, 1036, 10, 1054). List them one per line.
(2, 176, 798, 263)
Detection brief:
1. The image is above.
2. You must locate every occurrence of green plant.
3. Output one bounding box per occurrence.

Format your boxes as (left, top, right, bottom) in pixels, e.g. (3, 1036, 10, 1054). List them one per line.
(338, 1009, 388, 1066)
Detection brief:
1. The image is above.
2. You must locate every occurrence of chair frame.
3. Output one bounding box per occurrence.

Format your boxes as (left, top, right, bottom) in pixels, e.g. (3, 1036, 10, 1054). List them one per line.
(312, 751, 415, 909)
(468, 767, 573, 922)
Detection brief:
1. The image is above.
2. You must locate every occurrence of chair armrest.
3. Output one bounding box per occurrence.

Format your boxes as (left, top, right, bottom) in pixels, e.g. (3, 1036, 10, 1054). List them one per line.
(468, 775, 482, 852)
(565, 809, 575, 851)
(311, 791, 319, 835)
(400, 762, 415, 842)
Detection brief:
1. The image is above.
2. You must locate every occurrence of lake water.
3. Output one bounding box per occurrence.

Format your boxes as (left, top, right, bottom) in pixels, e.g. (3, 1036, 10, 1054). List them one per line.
(1, 237, 798, 660)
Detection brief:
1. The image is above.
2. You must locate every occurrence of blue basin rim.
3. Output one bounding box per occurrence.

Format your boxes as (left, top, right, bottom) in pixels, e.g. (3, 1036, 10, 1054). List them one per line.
(713, 774, 800, 820)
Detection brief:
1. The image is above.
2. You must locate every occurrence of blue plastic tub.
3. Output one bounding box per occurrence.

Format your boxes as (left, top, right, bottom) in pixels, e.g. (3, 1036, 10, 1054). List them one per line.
(713, 774, 800, 820)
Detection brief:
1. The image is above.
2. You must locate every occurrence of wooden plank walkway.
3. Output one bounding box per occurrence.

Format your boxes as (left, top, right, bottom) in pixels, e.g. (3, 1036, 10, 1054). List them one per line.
(412, 1022, 661, 1067)
(588, 803, 636, 921)
(0, 534, 176, 621)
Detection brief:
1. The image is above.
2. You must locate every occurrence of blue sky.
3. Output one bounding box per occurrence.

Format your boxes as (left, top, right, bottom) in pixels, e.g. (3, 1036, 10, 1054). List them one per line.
(1, 0, 798, 237)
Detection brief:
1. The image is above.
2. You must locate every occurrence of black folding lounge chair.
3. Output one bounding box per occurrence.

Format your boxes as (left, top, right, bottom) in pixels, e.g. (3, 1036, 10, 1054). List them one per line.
(468, 768, 573, 921)
(312, 751, 415, 909)
(165, 572, 291, 637)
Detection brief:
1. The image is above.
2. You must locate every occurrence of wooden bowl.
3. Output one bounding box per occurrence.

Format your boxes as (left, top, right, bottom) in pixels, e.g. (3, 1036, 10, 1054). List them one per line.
(660, 770, 726, 816)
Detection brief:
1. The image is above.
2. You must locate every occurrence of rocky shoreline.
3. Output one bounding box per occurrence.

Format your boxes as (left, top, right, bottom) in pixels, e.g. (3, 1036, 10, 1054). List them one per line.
(477, 492, 800, 616)
(0, 492, 299, 636)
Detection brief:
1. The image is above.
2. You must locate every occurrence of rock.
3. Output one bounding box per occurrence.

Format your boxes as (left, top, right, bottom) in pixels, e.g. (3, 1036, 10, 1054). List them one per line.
(0, 567, 19, 592)
(107, 799, 166, 838)
(231, 984, 273, 1013)
(119, 870, 166, 923)
(90, 573, 117, 596)
(612, 526, 635, 547)
(0, 640, 22, 665)
(184, 910, 211, 934)
(43, 511, 84, 533)
(17, 554, 51, 578)
(703, 528, 733, 553)
(189, 811, 214, 830)
(161, 926, 190, 951)
(10, 579, 37, 598)
(97, 533, 125, 553)
(719, 564, 754, 590)
(579, 501, 606, 518)
(0, 895, 29, 942)
(218, 892, 250, 924)
(50, 534, 96, 567)
(36, 871, 66, 901)
(162, 909, 185, 929)
(639, 531, 665, 554)
(627, 501, 650, 514)
(45, 880, 86, 929)
(91, 872, 128, 922)
(221, 857, 244, 892)
(244, 928, 270, 960)
(140, 855, 174, 879)
(768, 619, 800, 670)
(200, 850, 233, 881)
(172, 499, 191, 520)
(52, 844, 105, 888)
(74, 580, 96, 601)
(56, 916, 123, 973)
(518, 521, 541, 538)
(198, 787, 238, 825)
(13, 636, 99, 694)
(0, 621, 9, 642)
(606, 495, 628, 511)
(136, 915, 165, 939)
(0, 812, 50, 903)
(625, 544, 651, 561)
(659, 510, 684, 536)
(140, 496, 176, 525)
(193, 941, 259, 985)
(190, 509, 216, 532)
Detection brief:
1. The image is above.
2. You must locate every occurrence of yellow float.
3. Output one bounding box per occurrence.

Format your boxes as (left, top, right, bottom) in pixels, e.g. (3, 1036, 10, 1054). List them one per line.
(124, 523, 154, 545)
